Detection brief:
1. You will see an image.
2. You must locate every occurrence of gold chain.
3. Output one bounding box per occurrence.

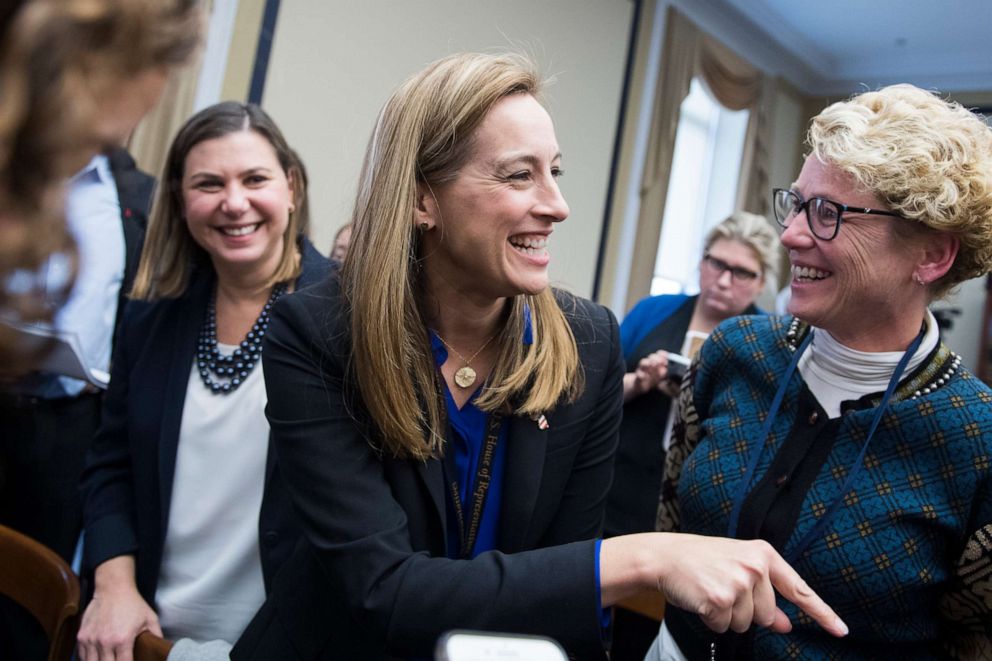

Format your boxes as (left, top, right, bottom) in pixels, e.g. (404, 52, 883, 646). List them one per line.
(434, 330, 499, 388)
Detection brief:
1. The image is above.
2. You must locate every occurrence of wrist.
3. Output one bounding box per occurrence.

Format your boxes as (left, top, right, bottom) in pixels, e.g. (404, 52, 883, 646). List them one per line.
(639, 533, 678, 593)
(600, 533, 667, 605)
(623, 372, 645, 400)
(93, 555, 138, 595)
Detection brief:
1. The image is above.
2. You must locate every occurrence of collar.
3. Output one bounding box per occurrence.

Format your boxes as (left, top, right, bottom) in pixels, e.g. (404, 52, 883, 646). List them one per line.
(785, 313, 960, 404)
(804, 309, 939, 387)
(69, 154, 111, 187)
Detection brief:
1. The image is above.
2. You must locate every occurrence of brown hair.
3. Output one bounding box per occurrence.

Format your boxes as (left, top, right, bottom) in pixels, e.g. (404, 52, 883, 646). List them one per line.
(1, 0, 200, 223)
(132, 101, 309, 300)
(0, 0, 201, 370)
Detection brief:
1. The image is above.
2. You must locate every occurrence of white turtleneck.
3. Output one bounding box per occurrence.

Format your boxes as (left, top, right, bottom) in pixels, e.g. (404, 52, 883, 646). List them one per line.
(798, 310, 939, 418)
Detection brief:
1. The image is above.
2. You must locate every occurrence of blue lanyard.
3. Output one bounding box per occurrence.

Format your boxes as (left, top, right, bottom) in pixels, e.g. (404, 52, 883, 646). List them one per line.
(726, 325, 926, 564)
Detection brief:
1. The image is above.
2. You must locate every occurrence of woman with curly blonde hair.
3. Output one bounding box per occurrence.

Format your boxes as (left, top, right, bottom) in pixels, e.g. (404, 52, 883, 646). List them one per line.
(653, 84, 992, 659)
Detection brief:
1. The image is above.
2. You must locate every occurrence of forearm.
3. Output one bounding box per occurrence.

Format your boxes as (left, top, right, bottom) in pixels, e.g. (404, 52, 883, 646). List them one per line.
(622, 372, 643, 403)
(93, 554, 139, 596)
(80, 326, 140, 571)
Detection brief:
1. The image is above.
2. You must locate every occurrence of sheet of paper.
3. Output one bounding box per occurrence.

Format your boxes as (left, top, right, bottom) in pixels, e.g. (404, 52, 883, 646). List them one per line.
(3, 321, 108, 388)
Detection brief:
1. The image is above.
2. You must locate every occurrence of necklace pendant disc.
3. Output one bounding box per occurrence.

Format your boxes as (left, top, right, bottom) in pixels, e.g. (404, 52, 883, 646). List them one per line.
(454, 366, 477, 389)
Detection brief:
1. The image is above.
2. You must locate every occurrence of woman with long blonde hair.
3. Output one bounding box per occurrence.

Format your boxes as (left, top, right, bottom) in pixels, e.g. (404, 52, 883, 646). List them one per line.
(232, 53, 846, 660)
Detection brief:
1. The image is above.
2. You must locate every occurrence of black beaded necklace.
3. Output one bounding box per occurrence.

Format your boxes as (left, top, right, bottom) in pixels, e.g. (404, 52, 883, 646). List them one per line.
(196, 282, 287, 394)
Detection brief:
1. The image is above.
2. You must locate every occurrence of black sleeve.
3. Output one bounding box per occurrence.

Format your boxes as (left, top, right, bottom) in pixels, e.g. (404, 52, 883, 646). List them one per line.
(80, 303, 141, 572)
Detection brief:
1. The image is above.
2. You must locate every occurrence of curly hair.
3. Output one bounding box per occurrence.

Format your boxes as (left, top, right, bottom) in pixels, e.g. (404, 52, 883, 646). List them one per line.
(808, 84, 992, 297)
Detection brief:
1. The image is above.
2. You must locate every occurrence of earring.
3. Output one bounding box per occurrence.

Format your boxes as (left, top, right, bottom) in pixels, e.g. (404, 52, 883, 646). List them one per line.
(419, 221, 430, 232)
(914, 273, 926, 286)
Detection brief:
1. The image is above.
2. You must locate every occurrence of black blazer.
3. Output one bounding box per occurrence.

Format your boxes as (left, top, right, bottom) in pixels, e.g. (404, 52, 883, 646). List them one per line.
(81, 240, 332, 604)
(232, 276, 625, 660)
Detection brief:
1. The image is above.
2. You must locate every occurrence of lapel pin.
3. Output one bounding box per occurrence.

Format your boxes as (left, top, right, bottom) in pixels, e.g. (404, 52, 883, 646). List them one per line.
(535, 414, 549, 430)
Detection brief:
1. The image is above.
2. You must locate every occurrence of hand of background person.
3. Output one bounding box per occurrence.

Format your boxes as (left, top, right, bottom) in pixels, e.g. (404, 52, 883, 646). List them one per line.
(623, 350, 673, 402)
(656, 371, 680, 399)
(600, 533, 848, 638)
(78, 555, 162, 661)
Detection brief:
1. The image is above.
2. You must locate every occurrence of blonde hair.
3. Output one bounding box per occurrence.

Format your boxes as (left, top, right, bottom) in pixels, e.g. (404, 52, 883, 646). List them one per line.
(343, 52, 582, 461)
(809, 84, 992, 297)
(0, 0, 200, 369)
(132, 102, 308, 300)
(704, 211, 781, 281)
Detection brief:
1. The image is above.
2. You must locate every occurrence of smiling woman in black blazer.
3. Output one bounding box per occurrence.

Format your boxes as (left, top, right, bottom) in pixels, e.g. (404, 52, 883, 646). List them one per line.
(233, 53, 846, 661)
(78, 102, 331, 660)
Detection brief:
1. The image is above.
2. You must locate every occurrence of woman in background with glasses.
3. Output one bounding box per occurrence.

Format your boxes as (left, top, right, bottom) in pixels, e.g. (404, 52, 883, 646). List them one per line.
(651, 84, 992, 659)
(605, 212, 779, 659)
(605, 212, 778, 534)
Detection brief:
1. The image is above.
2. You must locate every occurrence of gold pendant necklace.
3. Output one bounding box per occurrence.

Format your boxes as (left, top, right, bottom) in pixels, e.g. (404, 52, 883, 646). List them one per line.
(434, 331, 498, 389)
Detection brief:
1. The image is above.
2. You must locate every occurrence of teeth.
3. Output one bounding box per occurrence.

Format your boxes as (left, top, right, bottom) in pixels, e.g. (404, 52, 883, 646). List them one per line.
(509, 236, 548, 251)
(792, 265, 830, 280)
(222, 223, 260, 237)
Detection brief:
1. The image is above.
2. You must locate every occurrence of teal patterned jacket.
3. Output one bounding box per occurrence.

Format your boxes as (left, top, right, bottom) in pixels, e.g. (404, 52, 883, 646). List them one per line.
(657, 315, 992, 660)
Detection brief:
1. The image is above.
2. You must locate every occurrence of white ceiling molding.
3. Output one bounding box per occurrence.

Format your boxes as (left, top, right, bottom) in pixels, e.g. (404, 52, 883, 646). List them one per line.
(707, 0, 992, 94)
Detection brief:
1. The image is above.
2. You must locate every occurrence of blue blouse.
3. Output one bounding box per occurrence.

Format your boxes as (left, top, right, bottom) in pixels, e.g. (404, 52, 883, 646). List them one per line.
(429, 305, 609, 630)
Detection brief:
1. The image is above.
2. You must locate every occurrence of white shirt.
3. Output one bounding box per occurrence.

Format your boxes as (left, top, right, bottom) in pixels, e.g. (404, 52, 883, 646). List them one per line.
(155, 347, 268, 643)
(43, 154, 125, 396)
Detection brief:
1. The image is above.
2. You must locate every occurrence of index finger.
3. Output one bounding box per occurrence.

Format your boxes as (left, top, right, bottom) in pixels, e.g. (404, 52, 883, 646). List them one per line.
(768, 554, 848, 638)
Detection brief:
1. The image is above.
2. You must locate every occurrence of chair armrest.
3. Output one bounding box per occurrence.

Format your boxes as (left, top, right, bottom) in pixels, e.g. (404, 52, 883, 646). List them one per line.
(135, 631, 173, 661)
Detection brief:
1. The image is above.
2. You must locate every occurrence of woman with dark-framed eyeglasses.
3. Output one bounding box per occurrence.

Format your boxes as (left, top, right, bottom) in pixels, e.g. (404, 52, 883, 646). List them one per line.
(605, 212, 779, 532)
(651, 84, 992, 659)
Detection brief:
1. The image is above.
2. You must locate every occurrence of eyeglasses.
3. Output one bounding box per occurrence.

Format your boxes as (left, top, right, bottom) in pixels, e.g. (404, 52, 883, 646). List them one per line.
(702, 254, 760, 282)
(772, 188, 904, 241)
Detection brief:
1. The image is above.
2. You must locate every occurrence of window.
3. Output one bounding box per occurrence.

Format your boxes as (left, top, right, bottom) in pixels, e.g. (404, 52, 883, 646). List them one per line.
(650, 78, 749, 295)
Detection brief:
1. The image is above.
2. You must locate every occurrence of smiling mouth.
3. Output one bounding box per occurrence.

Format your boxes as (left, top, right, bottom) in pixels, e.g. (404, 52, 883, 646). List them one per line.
(792, 265, 831, 281)
(219, 223, 262, 237)
(508, 236, 548, 256)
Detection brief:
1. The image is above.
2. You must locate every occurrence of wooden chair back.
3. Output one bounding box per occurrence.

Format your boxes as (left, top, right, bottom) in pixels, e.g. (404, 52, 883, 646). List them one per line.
(0, 524, 80, 661)
(134, 631, 174, 661)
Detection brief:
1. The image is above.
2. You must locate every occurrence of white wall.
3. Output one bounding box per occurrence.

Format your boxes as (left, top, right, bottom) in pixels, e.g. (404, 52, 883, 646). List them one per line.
(934, 274, 985, 370)
(262, 0, 633, 296)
